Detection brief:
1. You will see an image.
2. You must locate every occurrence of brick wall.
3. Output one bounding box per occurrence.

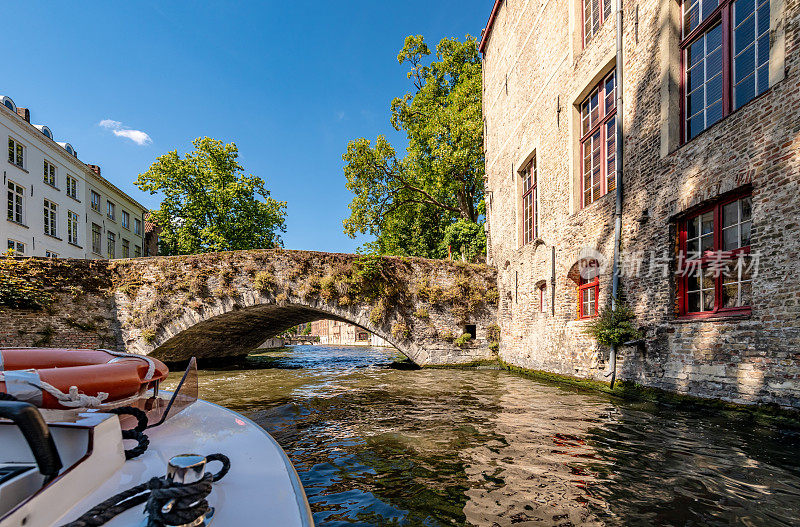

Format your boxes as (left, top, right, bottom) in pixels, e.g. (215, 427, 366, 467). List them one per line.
(483, 0, 800, 407)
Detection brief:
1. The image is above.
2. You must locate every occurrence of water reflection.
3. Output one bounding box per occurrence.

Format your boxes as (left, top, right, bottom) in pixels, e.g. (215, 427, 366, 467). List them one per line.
(171, 345, 800, 526)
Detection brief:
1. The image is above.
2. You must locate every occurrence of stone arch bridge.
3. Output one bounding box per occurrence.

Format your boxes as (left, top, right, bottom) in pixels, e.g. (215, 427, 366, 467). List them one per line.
(0, 251, 499, 366)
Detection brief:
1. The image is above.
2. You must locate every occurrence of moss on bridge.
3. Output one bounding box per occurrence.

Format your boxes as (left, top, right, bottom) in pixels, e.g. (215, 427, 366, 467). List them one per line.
(107, 250, 498, 346)
(0, 251, 498, 364)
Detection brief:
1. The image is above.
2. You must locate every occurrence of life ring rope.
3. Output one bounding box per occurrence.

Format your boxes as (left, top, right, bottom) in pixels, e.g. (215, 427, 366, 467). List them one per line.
(0, 371, 110, 408)
(96, 349, 157, 381)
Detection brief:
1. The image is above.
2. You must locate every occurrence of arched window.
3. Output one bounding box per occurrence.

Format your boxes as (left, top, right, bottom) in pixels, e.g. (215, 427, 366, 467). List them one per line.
(35, 125, 53, 139)
(1, 96, 16, 112)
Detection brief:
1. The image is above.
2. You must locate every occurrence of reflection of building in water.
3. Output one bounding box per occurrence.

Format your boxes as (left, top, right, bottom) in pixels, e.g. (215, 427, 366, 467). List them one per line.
(310, 319, 390, 347)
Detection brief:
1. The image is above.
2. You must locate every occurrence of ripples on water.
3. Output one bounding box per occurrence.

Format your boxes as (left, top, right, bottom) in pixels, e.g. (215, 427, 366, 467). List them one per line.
(170, 345, 800, 526)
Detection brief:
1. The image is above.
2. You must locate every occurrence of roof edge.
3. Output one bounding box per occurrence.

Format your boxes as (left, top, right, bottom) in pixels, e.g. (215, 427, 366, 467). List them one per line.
(479, 0, 504, 54)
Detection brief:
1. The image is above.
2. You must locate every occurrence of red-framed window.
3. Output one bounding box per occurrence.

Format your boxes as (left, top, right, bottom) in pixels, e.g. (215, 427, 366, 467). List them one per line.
(522, 157, 537, 244)
(578, 273, 599, 319)
(584, 0, 612, 47)
(681, 0, 770, 142)
(678, 193, 753, 317)
(580, 71, 616, 208)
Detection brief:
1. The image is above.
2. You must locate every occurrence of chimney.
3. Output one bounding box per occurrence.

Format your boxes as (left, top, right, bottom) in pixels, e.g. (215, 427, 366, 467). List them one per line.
(16, 108, 30, 122)
(87, 164, 101, 177)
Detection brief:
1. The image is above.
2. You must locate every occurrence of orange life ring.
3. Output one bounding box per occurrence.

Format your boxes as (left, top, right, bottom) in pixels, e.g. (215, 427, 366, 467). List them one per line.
(0, 348, 169, 409)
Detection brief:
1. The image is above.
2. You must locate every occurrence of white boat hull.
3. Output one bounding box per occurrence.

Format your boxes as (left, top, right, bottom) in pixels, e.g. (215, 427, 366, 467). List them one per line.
(1, 398, 313, 527)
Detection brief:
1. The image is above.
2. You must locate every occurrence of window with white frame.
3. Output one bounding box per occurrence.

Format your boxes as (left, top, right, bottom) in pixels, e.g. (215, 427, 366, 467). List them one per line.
(107, 201, 115, 221)
(43, 160, 57, 187)
(134, 218, 142, 236)
(7, 239, 24, 256)
(7, 181, 24, 224)
(90, 190, 101, 212)
(107, 231, 116, 258)
(8, 138, 24, 168)
(122, 210, 130, 230)
(66, 175, 78, 199)
(521, 157, 538, 244)
(45, 250, 58, 258)
(68, 210, 79, 245)
(92, 223, 102, 254)
(43, 199, 57, 237)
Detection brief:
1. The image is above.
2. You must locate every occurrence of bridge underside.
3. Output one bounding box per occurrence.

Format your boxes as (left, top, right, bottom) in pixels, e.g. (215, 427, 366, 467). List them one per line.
(150, 304, 377, 363)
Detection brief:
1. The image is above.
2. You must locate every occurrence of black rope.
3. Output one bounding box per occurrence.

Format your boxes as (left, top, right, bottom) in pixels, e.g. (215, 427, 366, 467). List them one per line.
(109, 406, 148, 432)
(109, 406, 150, 459)
(207, 453, 231, 482)
(61, 453, 230, 527)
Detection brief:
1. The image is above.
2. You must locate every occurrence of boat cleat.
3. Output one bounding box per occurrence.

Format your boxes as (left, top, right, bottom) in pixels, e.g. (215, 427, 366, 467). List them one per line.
(141, 454, 215, 527)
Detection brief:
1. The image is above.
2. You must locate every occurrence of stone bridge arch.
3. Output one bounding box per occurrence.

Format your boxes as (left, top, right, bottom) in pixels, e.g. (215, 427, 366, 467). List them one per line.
(135, 297, 423, 364)
(105, 250, 499, 366)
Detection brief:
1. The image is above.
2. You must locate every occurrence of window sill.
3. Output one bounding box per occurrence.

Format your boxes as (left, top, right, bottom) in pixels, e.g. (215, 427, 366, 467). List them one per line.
(6, 219, 29, 229)
(43, 183, 60, 192)
(7, 161, 28, 173)
(91, 251, 103, 257)
(90, 207, 101, 214)
(43, 233, 62, 241)
(673, 309, 752, 323)
(68, 242, 83, 249)
(67, 195, 81, 203)
(573, 190, 615, 216)
(107, 217, 116, 223)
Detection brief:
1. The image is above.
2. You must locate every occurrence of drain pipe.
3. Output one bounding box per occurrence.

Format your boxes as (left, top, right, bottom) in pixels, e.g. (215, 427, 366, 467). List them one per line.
(606, 0, 625, 389)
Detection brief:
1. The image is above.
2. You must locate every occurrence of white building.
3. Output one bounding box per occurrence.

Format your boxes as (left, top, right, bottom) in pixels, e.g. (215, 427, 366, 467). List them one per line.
(2, 95, 147, 259)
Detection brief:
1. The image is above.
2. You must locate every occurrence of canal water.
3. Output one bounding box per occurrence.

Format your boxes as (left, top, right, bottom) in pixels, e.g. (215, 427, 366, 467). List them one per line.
(176, 345, 800, 526)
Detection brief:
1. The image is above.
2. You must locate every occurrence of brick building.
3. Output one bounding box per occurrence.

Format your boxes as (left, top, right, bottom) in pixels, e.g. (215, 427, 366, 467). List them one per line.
(481, 0, 799, 407)
(310, 319, 390, 347)
(144, 213, 161, 257)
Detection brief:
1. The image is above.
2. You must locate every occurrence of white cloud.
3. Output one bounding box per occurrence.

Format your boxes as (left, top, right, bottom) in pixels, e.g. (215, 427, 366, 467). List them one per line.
(99, 119, 152, 146)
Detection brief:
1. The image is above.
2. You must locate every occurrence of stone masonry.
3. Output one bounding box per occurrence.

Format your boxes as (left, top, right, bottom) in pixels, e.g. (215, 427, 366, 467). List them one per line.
(0, 251, 498, 366)
(481, 0, 800, 408)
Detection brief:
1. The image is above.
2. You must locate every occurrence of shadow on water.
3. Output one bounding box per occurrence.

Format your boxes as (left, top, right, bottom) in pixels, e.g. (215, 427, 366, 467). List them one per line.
(166, 345, 800, 526)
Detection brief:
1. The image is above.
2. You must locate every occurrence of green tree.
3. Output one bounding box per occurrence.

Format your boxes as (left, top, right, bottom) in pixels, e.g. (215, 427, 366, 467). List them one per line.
(343, 35, 484, 259)
(136, 137, 287, 255)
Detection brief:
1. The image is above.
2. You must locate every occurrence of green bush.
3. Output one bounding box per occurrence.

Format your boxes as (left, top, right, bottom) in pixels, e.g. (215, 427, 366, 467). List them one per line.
(454, 332, 472, 347)
(584, 300, 643, 347)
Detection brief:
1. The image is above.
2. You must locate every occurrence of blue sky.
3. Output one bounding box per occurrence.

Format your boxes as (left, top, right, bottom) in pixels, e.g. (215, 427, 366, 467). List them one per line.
(1, 1, 490, 253)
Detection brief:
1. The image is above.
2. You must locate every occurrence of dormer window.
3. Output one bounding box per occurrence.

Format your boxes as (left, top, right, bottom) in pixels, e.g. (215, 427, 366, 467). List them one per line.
(1, 96, 16, 112)
(58, 142, 76, 157)
(35, 125, 53, 140)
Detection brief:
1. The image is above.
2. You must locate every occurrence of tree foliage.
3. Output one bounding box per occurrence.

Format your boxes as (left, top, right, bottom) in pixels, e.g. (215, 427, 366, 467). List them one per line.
(343, 35, 484, 260)
(136, 137, 287, 255)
